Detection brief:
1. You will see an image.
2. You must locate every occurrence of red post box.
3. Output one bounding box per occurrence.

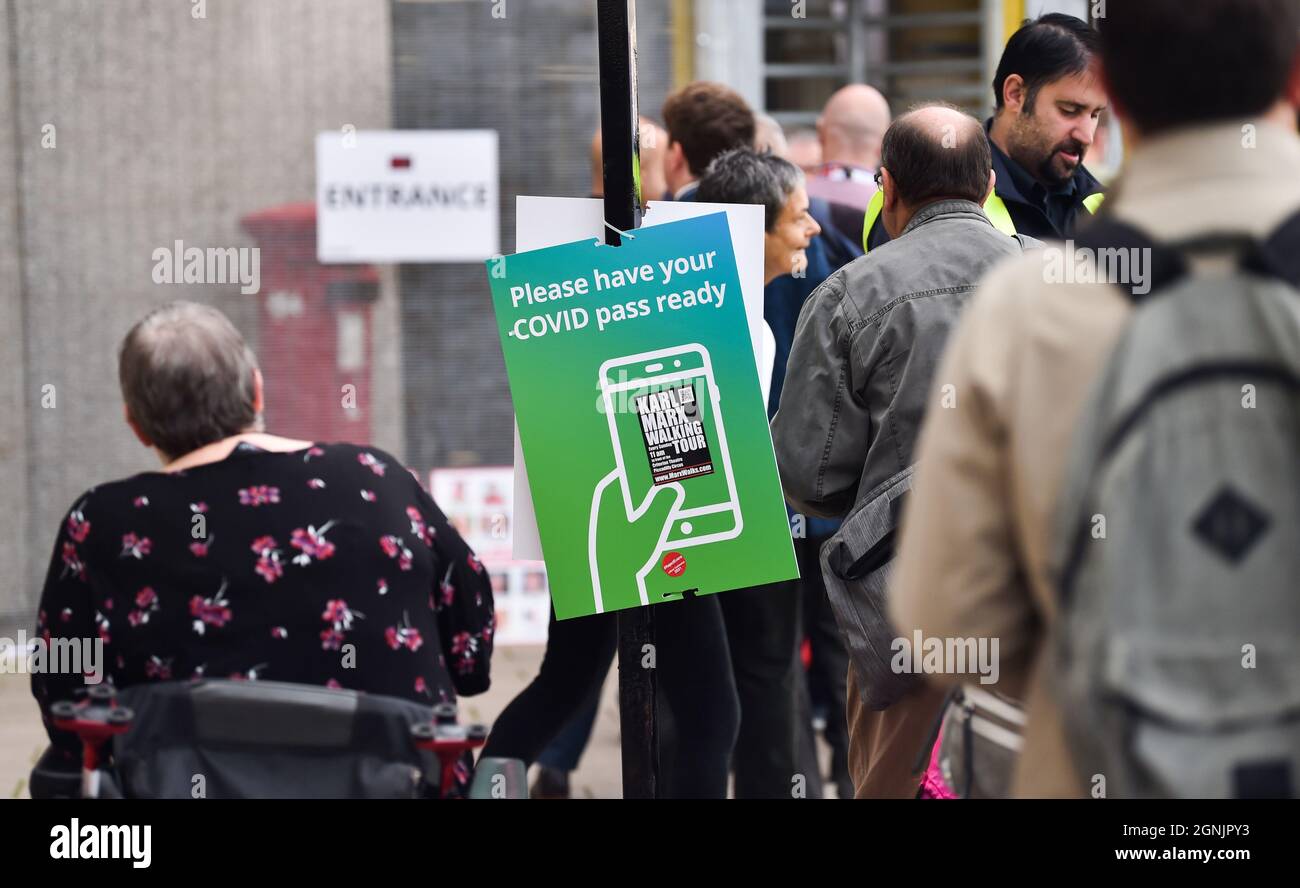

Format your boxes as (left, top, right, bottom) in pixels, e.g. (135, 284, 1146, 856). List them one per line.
(240, 203, 379, 445)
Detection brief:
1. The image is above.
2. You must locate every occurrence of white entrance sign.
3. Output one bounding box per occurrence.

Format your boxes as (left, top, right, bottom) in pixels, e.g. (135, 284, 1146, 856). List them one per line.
(316, 130, 499, 263)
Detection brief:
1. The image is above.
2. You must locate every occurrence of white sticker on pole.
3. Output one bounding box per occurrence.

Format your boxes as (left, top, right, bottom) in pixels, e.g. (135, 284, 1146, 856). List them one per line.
(316, 130, 499, 263)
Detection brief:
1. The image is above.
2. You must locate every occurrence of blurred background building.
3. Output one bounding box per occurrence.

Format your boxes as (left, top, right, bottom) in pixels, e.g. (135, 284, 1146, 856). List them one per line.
(0, 0, 1092, 637)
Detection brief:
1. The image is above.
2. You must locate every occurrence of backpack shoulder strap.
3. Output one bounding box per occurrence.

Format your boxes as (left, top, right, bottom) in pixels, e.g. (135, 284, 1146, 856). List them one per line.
(1077, 207, 1300, 299)
(1242, 207, 1300, 288)
(1072, 217, 1188, 302)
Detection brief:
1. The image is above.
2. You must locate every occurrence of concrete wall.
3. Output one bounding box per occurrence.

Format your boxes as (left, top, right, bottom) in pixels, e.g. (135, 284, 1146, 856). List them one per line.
(0, 1, 32, 640)
(0, 0, 396, 635)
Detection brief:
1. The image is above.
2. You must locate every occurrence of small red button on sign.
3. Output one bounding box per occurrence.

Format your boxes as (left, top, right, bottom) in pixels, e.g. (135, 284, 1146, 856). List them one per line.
(662, 551, 686, 577)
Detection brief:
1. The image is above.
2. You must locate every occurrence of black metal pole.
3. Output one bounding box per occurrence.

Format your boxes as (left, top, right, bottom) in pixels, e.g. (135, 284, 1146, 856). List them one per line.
(597, 0, 642, 243)
(596, 0, 656, 800)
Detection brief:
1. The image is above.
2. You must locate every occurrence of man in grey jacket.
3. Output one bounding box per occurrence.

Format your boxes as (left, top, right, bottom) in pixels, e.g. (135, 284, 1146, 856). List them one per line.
(771, 103, 1039, 797)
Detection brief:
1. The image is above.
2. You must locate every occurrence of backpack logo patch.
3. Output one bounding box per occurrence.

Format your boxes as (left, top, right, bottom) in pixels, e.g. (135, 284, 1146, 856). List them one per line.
(1190, 486, 1271, 564)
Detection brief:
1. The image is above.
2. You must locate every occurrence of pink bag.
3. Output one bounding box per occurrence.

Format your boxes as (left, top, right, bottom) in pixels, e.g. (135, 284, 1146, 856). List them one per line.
(918, 727, 957, 799)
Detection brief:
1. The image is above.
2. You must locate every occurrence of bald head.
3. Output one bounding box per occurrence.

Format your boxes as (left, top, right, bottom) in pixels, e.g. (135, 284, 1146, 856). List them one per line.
(898, 103, 985, 147)
(880, 103, 991, 208)
(818, 84, 891, 168)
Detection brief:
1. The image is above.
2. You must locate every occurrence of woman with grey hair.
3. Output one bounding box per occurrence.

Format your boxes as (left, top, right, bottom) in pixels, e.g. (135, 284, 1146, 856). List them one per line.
(32, 301, 494, 792)
(697, 147, 822, 284)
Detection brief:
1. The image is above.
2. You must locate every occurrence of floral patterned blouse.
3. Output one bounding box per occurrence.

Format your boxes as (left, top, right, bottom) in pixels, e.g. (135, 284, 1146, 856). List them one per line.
(32, 441, 495, 768)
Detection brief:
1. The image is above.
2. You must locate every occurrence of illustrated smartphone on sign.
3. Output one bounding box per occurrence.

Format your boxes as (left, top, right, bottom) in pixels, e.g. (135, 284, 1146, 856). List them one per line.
(600, 344, 743, 550)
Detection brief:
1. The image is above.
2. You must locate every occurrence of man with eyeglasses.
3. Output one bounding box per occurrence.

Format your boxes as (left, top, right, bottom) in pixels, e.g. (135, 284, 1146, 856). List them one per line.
(772, 103, 1040, 798)
(862, 13, 1107, 252)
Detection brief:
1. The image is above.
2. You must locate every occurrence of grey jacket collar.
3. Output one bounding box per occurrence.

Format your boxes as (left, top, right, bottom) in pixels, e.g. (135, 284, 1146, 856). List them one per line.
(900, 199, 989, 237)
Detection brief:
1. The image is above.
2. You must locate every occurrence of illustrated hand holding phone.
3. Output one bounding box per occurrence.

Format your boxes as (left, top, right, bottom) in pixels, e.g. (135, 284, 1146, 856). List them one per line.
(588, 345, 744, 612)
(588, 469, 684, 613)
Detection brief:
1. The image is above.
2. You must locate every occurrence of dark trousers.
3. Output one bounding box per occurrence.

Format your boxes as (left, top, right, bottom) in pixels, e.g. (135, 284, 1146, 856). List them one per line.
(796, 532, 852, 796)
(536, 689, 603, 772)
(480, 594, 739, 799)
(718, 579, 803, 798)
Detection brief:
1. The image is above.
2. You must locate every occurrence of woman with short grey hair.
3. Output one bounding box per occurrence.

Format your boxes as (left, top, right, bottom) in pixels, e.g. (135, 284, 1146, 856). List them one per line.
(33, 301, 495, 792)
(697, 148, 822, 284)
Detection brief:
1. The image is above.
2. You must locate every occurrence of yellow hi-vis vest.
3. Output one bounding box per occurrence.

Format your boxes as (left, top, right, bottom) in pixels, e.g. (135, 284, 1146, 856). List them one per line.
(861, 189, 1106, 252)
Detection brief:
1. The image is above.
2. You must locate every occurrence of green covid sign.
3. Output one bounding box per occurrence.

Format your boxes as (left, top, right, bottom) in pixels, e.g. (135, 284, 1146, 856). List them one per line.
(487, 212, 798, 619)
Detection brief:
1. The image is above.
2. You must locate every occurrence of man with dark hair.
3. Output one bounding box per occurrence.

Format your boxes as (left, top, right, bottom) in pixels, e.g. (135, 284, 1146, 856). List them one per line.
(661, 81, 756, 200)
(771, 104, 1040, 797)
(1098, 0, 1299, 134)
(864, 13, 1106, 251)
(890, 0, 1300, 797)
